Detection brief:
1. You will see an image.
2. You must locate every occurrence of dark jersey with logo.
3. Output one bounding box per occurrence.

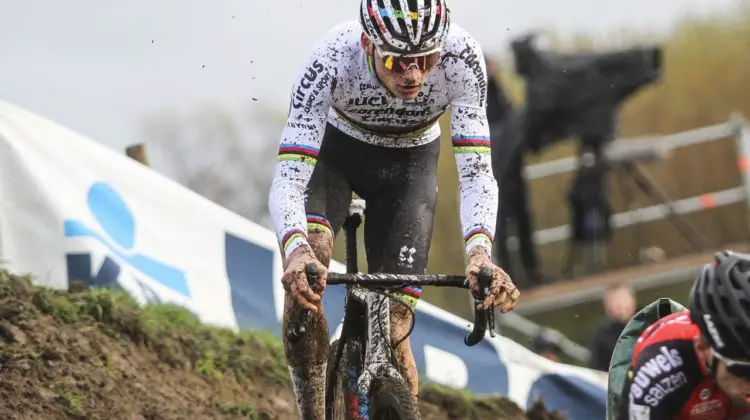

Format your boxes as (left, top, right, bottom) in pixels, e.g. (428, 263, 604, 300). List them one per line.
(618, 310, 750, 419)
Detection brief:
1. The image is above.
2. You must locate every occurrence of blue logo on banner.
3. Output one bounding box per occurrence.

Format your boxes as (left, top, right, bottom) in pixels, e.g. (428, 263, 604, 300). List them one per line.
(64, 181, 190, 298)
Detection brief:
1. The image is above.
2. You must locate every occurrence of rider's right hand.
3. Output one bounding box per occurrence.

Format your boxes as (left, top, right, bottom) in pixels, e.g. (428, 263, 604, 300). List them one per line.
(282, 245, 328, 312)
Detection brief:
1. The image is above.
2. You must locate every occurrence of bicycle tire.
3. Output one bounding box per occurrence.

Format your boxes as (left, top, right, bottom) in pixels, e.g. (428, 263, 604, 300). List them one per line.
(369, 375, 420, 420)
(325, 339, 348, 420)
(326, 339, 367, 420)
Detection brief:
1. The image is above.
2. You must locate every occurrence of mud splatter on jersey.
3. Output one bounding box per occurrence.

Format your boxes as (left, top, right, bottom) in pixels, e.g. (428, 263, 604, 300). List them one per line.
(269, 20, 497, 257)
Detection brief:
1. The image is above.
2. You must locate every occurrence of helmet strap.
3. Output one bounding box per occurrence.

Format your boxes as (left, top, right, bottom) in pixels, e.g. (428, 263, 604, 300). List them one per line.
(707, 352, 720, 379)
(365, 50, 380, 82)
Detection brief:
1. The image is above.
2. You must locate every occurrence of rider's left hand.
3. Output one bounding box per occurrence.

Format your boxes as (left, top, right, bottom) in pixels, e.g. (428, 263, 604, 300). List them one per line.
(465, 246, 520, 313)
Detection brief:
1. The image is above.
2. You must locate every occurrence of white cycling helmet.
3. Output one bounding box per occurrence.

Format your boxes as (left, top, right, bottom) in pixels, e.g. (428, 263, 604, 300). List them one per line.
(360, 0, 451, 56)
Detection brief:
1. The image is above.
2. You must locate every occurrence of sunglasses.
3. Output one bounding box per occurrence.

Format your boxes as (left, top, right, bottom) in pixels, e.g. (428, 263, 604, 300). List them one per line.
(374, 47, 440, 73)
(711, 347, 750, 379)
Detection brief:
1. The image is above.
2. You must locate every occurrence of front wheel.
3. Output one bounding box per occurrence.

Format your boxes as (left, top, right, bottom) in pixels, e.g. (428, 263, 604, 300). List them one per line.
(369, 376, 420, 420)
(325, 339, 348, 420)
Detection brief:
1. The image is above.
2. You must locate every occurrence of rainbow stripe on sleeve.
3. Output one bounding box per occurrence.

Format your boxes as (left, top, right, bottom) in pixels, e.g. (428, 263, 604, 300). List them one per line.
(452, 136, 491, 154)
(464, 226, 494, 247)
(307, 214, 334, 238)
(281, 229, 307, 254)
(277, 143, 320, 166)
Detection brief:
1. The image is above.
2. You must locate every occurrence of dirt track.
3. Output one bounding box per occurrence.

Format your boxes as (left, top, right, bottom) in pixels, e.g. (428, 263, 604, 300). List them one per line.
(0, 271, 565, 420)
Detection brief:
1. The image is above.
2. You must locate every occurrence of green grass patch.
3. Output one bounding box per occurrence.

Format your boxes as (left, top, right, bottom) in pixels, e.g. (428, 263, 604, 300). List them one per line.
(217, 400, 273, 419)
(0, 270, 289, 384)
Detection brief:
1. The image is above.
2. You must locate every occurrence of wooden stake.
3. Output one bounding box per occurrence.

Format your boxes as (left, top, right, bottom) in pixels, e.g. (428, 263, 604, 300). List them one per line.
(125, 143, 150, 166)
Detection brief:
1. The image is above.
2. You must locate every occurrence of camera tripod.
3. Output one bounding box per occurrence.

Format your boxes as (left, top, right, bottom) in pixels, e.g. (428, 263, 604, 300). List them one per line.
(562, 151, 709, 276)
(613, 159, 709, 253)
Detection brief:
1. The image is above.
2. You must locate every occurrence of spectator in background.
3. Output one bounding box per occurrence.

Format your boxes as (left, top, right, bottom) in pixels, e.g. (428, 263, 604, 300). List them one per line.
(532, 328, 564, 362)
(486, 55, 545, 290)
(485, 57, 513, 126)
(587, 283, 637, 371)
(561, 149, 613, 276)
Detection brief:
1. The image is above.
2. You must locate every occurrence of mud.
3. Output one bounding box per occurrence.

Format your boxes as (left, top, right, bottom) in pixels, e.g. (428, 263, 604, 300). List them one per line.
(420, 386, 568, 420)
(0, 271, 566, 420)
(308, 231, 334, 279)
(389, 299, 419, 398)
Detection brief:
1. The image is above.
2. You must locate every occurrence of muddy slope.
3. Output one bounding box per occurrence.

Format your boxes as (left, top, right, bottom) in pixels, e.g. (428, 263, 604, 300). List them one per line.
(0, 271, 565, 420)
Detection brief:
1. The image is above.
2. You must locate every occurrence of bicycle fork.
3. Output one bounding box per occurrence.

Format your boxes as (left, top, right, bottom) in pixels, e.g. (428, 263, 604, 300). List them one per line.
(342, 289, 405, 420)
(341, 199, 403, 419)
(342, 202, 367, 419)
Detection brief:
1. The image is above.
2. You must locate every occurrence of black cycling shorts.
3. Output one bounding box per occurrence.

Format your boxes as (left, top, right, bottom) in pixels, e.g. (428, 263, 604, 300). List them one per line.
(304, 123, 440, 307)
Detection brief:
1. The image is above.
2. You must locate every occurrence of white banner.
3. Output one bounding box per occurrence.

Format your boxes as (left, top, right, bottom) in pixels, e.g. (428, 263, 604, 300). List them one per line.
(0, 100, 608, 418)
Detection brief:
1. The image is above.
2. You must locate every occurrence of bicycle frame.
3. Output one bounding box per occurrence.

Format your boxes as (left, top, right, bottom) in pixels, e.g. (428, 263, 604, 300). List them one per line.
(331, 205, 404, 418)
(335, 281, 402, 418)
(285, 199, 495, 419)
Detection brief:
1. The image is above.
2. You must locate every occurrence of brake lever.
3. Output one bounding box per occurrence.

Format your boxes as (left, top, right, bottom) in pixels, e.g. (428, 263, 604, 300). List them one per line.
(285, 263, 318, 343)
(464, 267, 494, 346)
(487, 303, 497, 338)
(478, 267, 497, 338)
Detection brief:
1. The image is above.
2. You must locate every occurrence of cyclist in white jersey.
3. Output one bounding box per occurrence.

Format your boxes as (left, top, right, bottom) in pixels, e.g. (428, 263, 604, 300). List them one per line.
(268, 0, 521, 417)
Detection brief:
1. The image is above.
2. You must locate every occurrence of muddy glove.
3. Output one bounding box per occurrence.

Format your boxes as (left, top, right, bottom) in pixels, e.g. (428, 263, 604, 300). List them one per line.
(282, 245, 328, 312)
(465, 246, 520, 313)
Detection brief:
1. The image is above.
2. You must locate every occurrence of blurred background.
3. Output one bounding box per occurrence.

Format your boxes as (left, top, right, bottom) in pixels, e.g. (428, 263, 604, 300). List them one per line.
(3, 0, 750, 369)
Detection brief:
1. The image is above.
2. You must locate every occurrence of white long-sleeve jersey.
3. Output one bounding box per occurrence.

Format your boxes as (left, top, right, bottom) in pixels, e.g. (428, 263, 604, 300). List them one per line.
(269, 20, 499, 258)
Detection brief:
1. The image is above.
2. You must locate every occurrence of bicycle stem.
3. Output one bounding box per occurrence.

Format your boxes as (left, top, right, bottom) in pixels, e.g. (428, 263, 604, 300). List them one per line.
(344, 211, 361, 274)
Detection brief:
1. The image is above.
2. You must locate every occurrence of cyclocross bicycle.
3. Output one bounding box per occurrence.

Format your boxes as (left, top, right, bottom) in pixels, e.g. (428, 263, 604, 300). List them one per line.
(287, 199, 497, 420)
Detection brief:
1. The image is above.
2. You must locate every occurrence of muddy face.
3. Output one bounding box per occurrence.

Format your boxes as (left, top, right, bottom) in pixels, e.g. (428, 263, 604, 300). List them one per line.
(360, 33, 435, 101)
(374, 60, 428, 101)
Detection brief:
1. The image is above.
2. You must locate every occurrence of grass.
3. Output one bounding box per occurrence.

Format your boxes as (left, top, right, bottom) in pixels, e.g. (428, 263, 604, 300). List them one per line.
(0, 269, 566, 418)
(49, 380, 88, 416)
(218, 400, 273, 420)
(55, 391, 88, 416)
(419, 382, 565, 420)
(0, 270, 289, 385)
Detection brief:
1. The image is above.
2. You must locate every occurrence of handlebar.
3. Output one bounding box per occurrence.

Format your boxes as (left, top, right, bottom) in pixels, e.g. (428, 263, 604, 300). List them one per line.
(285, 264, 496, 346)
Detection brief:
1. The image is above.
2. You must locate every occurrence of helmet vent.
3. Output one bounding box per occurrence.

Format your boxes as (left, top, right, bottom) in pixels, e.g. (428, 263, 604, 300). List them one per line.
(736, 259, 750, 274)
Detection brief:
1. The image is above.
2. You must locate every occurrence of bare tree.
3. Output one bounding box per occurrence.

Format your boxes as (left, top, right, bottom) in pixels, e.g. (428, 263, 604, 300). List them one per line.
(140, 102, 284, 228)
